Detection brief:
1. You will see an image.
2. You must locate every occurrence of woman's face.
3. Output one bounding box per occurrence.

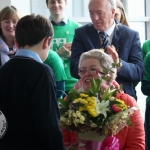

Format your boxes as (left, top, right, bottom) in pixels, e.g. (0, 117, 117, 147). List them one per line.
(115, 7, 122, 23)
(0, 15, 19, 41)
(79, 58, 106, 91)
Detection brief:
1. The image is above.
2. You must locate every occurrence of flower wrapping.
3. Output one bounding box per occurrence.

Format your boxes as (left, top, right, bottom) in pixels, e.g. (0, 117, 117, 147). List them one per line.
(101, 135, 119, 150)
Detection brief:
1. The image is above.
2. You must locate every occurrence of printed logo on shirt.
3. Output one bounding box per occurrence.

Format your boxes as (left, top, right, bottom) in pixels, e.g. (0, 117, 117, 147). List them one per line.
(51, 38, 66, 51)
(62, 57, 69, 68)
(51, 38, 69, 68)
(0, 110, 7, 139)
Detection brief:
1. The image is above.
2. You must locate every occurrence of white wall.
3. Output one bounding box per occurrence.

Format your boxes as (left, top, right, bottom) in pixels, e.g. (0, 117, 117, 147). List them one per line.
(31, 0, 49, 18)
(0, 0, 30, 17)
(11, 0, 31, 16)
(0, 0, 11, 10)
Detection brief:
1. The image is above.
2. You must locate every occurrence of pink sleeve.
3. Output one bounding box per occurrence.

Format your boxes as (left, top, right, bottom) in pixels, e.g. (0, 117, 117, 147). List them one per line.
(115, 93, 145, 150)
(73, 79, 82, 90)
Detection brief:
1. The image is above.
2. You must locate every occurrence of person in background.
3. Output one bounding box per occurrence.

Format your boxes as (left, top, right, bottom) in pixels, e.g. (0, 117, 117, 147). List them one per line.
(44, 50, 67, 98)
(46, 0, 81, 95)
(0, 14, 65, 150)
(142, 39, 150, 60)
(0, 5, 21, 65)
(115, 0, 130, 27)
(70, 0, 144, 100)
(141, 50, 150, 150)
(141, 39, 150, 150)
(115, 0, 139, 101)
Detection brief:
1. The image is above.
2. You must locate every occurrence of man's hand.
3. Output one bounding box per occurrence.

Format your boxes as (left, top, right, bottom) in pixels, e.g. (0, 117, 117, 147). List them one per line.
(56, 43, 72, 58)
(107, 45, 119, 64)
(107, 45, 122, 71)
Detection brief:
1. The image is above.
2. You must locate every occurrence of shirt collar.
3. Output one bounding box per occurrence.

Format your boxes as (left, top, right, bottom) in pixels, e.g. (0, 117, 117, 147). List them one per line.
(104, 21, 116, 37)
(49, 16, 68, 25)
(98, 21, 116, 37)
(15, 49, 42, 63)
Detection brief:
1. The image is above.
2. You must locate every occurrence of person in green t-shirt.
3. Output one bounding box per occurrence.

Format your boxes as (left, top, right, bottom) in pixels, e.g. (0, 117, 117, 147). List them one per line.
(46, 0, 81, 95)
(141, 51, 150, 150)
(142, 39, 150, 60)
(141, 39, 150, 150)
(44, 50, 67, 98)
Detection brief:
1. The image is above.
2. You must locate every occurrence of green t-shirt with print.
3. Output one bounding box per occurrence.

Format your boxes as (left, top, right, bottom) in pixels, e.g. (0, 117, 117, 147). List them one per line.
(51, 19, 81, 91)
(44, 50, 67, 81)
(143, 52, 150, 105)
(142, 39, 150, 60)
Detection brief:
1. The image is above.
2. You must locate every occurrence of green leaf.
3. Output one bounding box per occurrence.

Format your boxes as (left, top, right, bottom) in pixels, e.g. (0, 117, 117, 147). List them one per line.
(105, 89, 116, 99)
(59, 106, 68, 115)
(109, 100, 122, 106)
(111, 63, 116, 68)
(90, 78, 97, 94)
(120, 84, 123, 90)
(68, 92, 80, 102)
(101, 87, 110, 100)
(102, 76, 108, 81)
(95, 79, 101, 93)
(58, 98, 68, 106)
(87, 89, 95, 96)
(103, 69, 108, 74)
(68, 89, 78, 94)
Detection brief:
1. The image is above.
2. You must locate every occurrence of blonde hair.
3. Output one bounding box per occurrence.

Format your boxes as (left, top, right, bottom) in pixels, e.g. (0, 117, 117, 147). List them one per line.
(0, 5, 21, 36)
(116, 0, 130, 27)
(78, 49, 117, 84)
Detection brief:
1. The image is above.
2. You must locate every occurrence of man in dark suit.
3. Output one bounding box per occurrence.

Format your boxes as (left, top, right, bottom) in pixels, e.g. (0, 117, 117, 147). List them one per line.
(70, 0, 144, 99)
(0, 14, 65, 150)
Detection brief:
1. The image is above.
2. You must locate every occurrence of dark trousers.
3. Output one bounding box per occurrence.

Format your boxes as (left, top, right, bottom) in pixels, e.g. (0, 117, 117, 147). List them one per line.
(145, 98, 150, 150)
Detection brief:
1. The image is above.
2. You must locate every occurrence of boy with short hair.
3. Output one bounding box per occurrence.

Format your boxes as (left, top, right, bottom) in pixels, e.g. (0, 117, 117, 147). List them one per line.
(0, 14, 65, 150)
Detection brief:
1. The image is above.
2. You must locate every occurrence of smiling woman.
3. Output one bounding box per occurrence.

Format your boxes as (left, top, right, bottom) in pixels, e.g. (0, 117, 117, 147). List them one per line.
(61, 49, 145, 150)
(0, 5, 21, 66)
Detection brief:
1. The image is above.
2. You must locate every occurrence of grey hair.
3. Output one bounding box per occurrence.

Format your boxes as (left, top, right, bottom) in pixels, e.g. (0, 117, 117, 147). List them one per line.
(78, 49, 117, 84)
(108, 0, 116, 10)
(88, 0, 116, 10)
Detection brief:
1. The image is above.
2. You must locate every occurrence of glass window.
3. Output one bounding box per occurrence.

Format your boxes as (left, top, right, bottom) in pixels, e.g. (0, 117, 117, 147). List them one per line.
(127, 0, 145, 17)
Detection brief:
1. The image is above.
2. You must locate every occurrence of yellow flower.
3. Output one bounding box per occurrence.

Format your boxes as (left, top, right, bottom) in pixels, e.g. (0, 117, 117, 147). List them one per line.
(80, 93, 88, 98)
(115, 99, 128, 111)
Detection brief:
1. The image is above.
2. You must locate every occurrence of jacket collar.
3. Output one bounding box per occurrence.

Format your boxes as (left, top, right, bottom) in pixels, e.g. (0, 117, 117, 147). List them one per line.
(111, 23, 122, 52)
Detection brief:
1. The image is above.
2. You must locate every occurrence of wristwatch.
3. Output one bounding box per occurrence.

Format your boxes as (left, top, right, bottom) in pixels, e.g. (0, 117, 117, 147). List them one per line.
(117, 60, 122, 72)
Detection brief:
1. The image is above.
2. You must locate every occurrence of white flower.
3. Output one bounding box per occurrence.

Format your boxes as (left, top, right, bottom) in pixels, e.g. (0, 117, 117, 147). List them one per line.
(96, 100, 110, 118)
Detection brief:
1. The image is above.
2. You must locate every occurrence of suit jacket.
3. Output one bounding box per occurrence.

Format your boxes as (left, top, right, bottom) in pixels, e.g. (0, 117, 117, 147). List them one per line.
(70, 23, 144, 99)
(0, 57, 65, 150)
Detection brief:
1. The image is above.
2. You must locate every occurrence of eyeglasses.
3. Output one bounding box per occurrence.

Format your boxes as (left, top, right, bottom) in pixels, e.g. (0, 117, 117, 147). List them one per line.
(78, 67, 106, 76)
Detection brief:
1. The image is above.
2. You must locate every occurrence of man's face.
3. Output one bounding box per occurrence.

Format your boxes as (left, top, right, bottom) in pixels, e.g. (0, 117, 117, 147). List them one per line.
(89, 0, 115, 31)
(47, 0, 67, 16)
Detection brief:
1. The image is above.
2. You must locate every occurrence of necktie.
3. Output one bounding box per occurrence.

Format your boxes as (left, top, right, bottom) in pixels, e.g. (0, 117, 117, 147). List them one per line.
(99, 32, 110, 53)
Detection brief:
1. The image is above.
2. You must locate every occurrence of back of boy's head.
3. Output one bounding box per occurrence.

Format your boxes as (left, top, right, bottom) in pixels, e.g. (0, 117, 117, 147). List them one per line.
(15, 14, 53, 48)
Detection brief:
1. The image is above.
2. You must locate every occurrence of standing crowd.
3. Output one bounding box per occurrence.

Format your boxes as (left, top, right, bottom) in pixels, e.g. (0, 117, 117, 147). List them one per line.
(0, 0, 149, 150)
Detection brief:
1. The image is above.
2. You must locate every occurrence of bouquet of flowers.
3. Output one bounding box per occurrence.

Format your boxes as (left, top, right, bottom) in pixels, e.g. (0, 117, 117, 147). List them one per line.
(58, 60, 138, 148)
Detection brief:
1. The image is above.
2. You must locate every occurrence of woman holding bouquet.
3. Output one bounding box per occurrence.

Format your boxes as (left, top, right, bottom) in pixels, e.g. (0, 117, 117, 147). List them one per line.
(62, 49, 145, 150)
